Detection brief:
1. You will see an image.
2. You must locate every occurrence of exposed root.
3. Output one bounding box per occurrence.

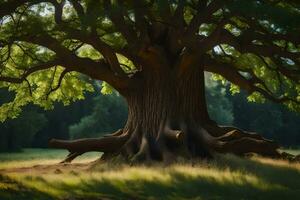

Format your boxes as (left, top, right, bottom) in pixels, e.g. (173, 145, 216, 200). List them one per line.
(60, 152, 82, 163)
(161, 149, 177, 164)
(131, 136, 151, 163)
(103, 129, 123, 137)
(217, 137, 281, 157)
(120, 126, 142, 158)
(206, 125, 300, 161)
(191, 127, 214, 158)
(49, 123, 299, 164)
(163, 127, 185, 143)
(204, 125, 281, 158)
(49, 136, 127, 153)
(217, 129, 275, 144)
(49, 130, 129, 163)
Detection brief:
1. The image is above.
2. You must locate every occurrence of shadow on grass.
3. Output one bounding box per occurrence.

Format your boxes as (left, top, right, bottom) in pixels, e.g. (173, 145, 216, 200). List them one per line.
(0, 174, 54, 200)
(1, 155, 300, 200)
(59, 163, 300, 200)
(214, 154, 300, 191)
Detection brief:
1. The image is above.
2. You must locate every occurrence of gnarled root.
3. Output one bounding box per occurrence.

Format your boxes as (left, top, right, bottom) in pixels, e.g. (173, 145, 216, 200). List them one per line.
(205, 125, 300, 160)
(204, 125, 281, 158)
(49, 130, 129, 163)
(60, 152, 82, 163)
(49, 123, 298, 164)
(216, 137, 281, 157)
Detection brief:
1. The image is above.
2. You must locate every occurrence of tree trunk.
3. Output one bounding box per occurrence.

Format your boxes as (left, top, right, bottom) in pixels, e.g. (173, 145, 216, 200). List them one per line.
(120, 66, 213, 161)
(49, 52, 283, 163)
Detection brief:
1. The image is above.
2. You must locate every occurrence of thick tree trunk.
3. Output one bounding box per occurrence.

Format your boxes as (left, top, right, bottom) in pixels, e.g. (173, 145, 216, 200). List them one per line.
(119, 66, 213, 161)
(49, 59, 283, 163)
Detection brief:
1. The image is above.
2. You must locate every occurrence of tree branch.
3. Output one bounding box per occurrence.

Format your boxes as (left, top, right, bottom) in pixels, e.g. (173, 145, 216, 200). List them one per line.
(0, 59, 59, 84)
(184, 0, 224, 39)
(46, 68, 70, 99)
(104, 0, 137, 46)
(14, 33, 131, 90)
(204, 56, 300, 105)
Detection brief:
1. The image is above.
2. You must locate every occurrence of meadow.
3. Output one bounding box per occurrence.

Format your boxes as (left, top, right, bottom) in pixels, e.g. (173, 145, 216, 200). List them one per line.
(0, 149, 300, 200)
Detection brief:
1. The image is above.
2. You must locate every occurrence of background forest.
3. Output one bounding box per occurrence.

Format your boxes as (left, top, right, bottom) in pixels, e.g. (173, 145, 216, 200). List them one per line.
(1, 73, 299, 152)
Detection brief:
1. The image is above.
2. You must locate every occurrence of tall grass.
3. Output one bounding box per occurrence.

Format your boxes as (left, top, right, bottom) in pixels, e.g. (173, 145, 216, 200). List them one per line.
(1, 149, 300, 200)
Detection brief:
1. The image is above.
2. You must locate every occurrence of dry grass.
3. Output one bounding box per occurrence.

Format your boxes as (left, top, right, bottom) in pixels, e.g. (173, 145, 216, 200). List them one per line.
(0, 149, 300, 200)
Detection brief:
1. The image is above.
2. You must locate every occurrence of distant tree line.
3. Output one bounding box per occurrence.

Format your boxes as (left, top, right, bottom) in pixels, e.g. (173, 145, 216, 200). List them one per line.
(0, 78, 299, 152)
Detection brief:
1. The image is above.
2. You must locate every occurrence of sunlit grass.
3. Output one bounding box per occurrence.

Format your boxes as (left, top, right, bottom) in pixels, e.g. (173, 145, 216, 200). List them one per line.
(283, 148, 300, 156)
(1, 149, 300, 200)
(0, 149, 101, 169)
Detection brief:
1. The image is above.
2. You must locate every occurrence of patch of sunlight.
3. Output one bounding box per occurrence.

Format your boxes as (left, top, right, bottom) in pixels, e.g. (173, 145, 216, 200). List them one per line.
(98, 166, 172, 183)
(2, 152, 300, 199)
(251, 157, 300, 171)
(5, 166, 173, 198)
(0, 158, 99, 170)
(0, 182, 18, 190)
(7, 173, 70, 198)
(11, 164, 285, 196)
(170, 165, 284, 191)
(0, 159, 62, 170)
(283, 148, 300, 156)
(0, 149, 100, 170)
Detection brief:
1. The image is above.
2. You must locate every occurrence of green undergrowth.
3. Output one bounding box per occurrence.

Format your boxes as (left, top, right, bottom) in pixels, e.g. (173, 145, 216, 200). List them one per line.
(0, 149, 300, 200)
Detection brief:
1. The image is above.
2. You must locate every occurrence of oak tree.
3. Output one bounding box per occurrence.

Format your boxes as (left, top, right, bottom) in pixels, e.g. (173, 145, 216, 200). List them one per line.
(0, 0, 300, 163)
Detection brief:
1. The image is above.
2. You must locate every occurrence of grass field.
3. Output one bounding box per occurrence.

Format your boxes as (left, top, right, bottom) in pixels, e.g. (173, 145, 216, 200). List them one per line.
(0, 149, 100, 170)
(0, 149, 300, 200)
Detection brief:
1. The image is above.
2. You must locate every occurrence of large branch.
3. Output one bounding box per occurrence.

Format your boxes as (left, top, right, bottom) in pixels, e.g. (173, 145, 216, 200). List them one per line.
(132, 0, 150, 45)
(194, 25, 300, 81)
(69, 0, 85, 23)
(58, 25, 128, 77)
(7, 33, 131, 90)
(240, 20, 300, 45)
(1, 0, 135, 91)
(165, 0, 187, 55)
(104, 0, 137, 46)
(220, 29, 300, 67)
(221, 13, 300, 62)
(204, 56, 300, 105)
(204, 57, 253, 92)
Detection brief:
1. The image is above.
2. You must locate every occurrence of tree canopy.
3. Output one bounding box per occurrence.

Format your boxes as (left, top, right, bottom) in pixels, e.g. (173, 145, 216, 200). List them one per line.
(0, 0, 300, 122)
